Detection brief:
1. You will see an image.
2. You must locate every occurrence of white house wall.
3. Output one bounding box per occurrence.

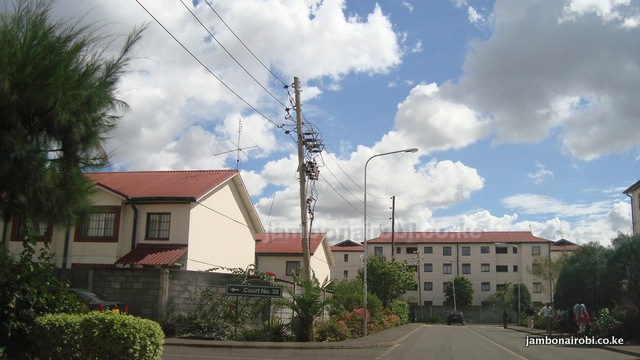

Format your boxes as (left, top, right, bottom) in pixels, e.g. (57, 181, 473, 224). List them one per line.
(310, 244, 331, 284)
(186, 181, 257, 271)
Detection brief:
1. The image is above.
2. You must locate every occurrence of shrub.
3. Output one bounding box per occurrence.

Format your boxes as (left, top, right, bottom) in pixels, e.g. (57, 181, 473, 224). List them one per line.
(314, 317, 350, 342)
(612, 305, 640, 340)
(240, 319, 292, 342)
(389, 300, 410, 324)
(595, 308, 619, 336)
(32, 312, 164, 360)
(163, 311, 233, 340)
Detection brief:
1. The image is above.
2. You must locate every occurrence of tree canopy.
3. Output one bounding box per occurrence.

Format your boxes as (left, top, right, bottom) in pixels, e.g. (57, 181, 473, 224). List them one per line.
(0, 0, 144, 227)
(358, 254, 415, 306)
(444, 276, 474, 309)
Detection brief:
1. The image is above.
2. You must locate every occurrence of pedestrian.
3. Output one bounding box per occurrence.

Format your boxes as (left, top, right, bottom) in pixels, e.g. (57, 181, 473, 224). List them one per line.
(556, 309, 566, 334)
(573, 300, 590, 334)
(538, 303, 553, 335)
(503, 309, 509, 329)
(526, 307, 535, 330)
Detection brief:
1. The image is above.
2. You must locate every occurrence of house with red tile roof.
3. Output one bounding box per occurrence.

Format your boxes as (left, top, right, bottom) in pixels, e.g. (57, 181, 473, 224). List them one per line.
(255, 232, 334, 282)
(550, 238, 579, 260)
(365, 231, 554, 306)
(329, 239, 363, 281)
(2, 170, 264, 271)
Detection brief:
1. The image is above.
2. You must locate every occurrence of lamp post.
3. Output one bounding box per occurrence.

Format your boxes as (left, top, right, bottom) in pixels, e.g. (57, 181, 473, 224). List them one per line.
(496, 243, 521, 325)
(363, 147, 418, 336)
(450, 259, 457, 312)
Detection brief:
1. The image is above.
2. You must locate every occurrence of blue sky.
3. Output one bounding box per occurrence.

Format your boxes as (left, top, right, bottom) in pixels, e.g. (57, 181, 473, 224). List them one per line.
(37, 0, 640, 246)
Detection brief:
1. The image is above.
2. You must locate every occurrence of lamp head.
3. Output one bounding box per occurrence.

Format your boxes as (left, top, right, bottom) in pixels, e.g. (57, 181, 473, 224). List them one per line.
(405, 148, 418, 153)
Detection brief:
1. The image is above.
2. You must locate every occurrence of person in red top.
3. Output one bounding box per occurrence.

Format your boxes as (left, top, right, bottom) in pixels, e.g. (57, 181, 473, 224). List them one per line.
(573, 300, 590, 334)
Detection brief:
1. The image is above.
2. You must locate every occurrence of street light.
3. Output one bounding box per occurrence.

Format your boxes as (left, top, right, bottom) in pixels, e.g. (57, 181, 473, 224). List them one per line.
(363, 147, 418, 336)
(496, 243, 521, 325)
(450, 259, 457, 312)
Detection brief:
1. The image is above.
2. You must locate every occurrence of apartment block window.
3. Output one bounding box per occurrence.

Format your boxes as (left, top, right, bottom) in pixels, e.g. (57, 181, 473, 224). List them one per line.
(412, 283, 418, 291)
(443, 263, 452, 274)
(424, 282, 433, 291)
(73, 206, 122, 243)
(496, 246, 508, 254)
(513, 265, 518, 273)
(406, 247, 418, 254)
(481, 246, 490, 254)
(461, 246, 471, 256)
(532, 246, 541, 255)
(462, 263, 471, 274)
(343, 270, 348, 278)
(396, 247, 401, 254)
(343, 254, 349, 262)
(533, 282, 542, 293)
(374, 246, 383, 255)
(11, 217, 51, 242)
(496, 265, 508, 272)
(286, 261, 301, 276)
(443, 246, 452, 256)
(424, 263, 433, 272)
(443, 282, 449, 293)
(481, 282, 490, 291)
(512, 247, 518, 254)
(146, 213, 171, 239)
(424, 246, 433, 254)
(481, 263, 490, 272)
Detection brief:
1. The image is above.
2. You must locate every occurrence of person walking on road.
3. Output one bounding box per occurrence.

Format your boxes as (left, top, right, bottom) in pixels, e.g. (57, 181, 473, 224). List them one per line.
(526, 307, 535, 330)
(573, 300, 590, 334)
(538, 303, 553, 335)
(503, 309, 509, 329)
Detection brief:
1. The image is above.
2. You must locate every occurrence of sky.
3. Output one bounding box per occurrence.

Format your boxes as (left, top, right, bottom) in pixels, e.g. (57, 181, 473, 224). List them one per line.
(19, 0, 640, 246)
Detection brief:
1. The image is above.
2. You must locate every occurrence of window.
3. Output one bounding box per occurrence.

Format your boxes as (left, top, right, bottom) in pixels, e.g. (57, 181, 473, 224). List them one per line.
(343, 254, 349, 262)
(496, 265, 508, 272)
(396, 247, 401, 254)
(512, 247, 518, 254)
(424, 263, 433, 272)
(443, 263, 452, 274)
(146, 213, 171, 239)
(462, 263, 471, 274)
(443, 246, 452, 256)
(462, 246, 471, 256)
(424, 246, 433, 254)
(481, 246, 490, 254)
(75, 206, 120, 242)
(481, 263, 490, 272)
(481, 282, 490, 291)
(374, 246, 383, 255)
(533, 282, 542, 293)
(532, 246, 541, 255)
(406, 247, 418, 254)
(424, 282, 433, 291)
(286, 261, 301, 276)
(343, 270, 348, 278)
(496, 246, 508, 254)
(513, 265, 518, 273)
(11, 217, 51, 242)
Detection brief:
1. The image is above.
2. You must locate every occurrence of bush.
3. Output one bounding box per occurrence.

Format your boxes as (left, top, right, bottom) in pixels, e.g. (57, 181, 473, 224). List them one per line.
(612, 305, 640, 340)
(163, 311, 233, 340)
(595, 308, 619, 336)
(240, 319, 292, 342)
(389, 300, 410, 324)
(32, 312, 164, 360)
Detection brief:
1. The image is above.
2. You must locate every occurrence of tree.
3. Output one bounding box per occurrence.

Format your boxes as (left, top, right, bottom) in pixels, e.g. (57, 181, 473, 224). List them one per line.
(607, 233, 640, 307)
(279, 275, 328, 342)
(444, 276, 474, 309)
(327, 277, 363, 315)
(358, 254, 415, 307)
(528, 252, 569, 303)
(0, 0, 144, 228)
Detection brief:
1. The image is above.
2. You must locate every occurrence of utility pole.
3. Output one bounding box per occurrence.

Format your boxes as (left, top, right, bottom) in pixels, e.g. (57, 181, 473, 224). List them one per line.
(390, 195, 396, 261)
(294, 77, 311, 283)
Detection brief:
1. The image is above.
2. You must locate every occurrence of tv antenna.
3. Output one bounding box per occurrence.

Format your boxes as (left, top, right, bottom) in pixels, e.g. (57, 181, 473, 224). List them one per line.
(210, 118, 259, 170)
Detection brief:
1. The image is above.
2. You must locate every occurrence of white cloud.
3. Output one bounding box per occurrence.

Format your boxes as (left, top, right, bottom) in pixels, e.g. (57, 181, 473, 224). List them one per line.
(528, 162, 554, 185)
(561, 0, 639, 27)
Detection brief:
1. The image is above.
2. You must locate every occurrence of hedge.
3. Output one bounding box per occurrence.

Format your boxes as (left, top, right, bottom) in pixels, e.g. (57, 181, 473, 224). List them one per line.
(32, 312, 164, 360)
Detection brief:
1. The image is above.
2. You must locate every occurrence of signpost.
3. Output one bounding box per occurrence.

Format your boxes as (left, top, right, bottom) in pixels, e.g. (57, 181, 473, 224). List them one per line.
(225, 284, 283, 298)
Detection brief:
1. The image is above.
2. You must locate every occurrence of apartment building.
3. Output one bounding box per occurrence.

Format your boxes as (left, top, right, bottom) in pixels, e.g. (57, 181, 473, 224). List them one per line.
(366, 231, 554, 306)
(624, 179, 640, 235)
(329, 239, 363, 281)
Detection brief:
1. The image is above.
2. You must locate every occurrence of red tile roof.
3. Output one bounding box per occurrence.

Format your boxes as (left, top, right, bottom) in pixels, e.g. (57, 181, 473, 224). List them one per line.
(367, 231, 552, 244)
(551, 244, 580, 251)
(85, 170, 237, 200)
(115, 244, 188, 266)
(255, 233, 326, 255)
(330, 245, 364, 252)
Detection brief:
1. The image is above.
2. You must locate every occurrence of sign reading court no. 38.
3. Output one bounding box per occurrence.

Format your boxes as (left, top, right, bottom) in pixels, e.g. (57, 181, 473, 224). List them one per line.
(225, 284, 283, 298)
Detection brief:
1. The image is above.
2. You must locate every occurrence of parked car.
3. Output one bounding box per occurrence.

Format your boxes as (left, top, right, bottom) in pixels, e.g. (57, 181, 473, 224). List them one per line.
(447, 311, 465, 325)
(69, 289, 128, 314)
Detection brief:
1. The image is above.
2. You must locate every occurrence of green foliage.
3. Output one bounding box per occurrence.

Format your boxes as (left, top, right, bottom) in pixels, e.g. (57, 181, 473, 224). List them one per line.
(327, 277, 363, 315)
(163, 311, 234, 340)
(32, 312, 164, 360)
(240, 319, 292, 342)
(608, 234, 640, 307)
(594, 308, 619, 337)
(389, 299, 410, 324)
(0, 237, 86, 358)
(444, 276, 474, 308)
(358, 254, 415, 306)
(277, 274, 328, 342)
(529, 252, 568, 300)
(0, 0, 145, 225)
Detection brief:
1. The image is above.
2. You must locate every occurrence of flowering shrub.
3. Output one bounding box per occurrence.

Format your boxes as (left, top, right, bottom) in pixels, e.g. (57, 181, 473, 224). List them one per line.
(314, 307, 403, 341)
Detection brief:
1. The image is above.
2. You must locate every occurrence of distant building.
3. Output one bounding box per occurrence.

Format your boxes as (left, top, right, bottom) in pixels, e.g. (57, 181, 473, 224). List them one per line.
(330, 239, 363, 281)
(550, 238, 579, 260)
(623, 180, 640, 235)
(366, 231, 554, 306)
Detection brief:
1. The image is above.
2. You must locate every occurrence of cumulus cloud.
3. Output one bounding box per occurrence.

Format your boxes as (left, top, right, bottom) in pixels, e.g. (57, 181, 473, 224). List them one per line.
(528, 162, 554, 185)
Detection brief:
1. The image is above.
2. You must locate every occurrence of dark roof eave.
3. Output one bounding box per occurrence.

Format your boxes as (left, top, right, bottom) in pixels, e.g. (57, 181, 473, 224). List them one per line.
(127, 196, 196, 203)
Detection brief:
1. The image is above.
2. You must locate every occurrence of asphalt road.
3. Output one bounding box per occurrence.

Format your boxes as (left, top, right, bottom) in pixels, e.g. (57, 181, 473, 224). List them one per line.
(162, 324, 638, 360)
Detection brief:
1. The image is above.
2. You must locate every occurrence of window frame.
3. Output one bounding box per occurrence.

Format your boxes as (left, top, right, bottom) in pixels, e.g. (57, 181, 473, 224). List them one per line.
(480, 246, 490, 254)
(496, 265, 508, 273)
(532, 245, 541, 255)
(424, 282, 434, 291)
(424, 246, 433, 254)
(286, 261, 301, 276)
(343, 254, 349, 262)
(533, 282, 542, 293)
(423, 263, 433, 272)
(145, 212, 171, 240)
(481, 282, 491, 291)
(462, 263, 471, 274)
(481, 263, 490, 272)
(406, 247, 418, 254)
(374, 246, 383, 255)
(443, 246, 452, 256)
(461, 246, 471, 256)
(443, 263, 452, 274)
(11, 217, 52, 242)
(74, 206, 121, 243)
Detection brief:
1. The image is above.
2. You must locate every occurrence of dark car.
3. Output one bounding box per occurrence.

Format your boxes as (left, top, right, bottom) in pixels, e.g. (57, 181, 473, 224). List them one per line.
(447, 311, 465, 325)
(70, 289, 128, 314)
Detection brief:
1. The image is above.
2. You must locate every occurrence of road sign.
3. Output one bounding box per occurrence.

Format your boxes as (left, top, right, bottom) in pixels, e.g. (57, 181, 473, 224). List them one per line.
(225, 284, 283, 298)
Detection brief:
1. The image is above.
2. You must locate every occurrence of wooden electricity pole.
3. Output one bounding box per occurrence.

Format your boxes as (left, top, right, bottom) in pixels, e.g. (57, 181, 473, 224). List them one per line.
(294, 77, 311, 283)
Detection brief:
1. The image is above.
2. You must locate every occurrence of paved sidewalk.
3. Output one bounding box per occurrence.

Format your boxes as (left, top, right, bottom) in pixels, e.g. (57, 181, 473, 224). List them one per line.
(165, 322, 640, 357)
